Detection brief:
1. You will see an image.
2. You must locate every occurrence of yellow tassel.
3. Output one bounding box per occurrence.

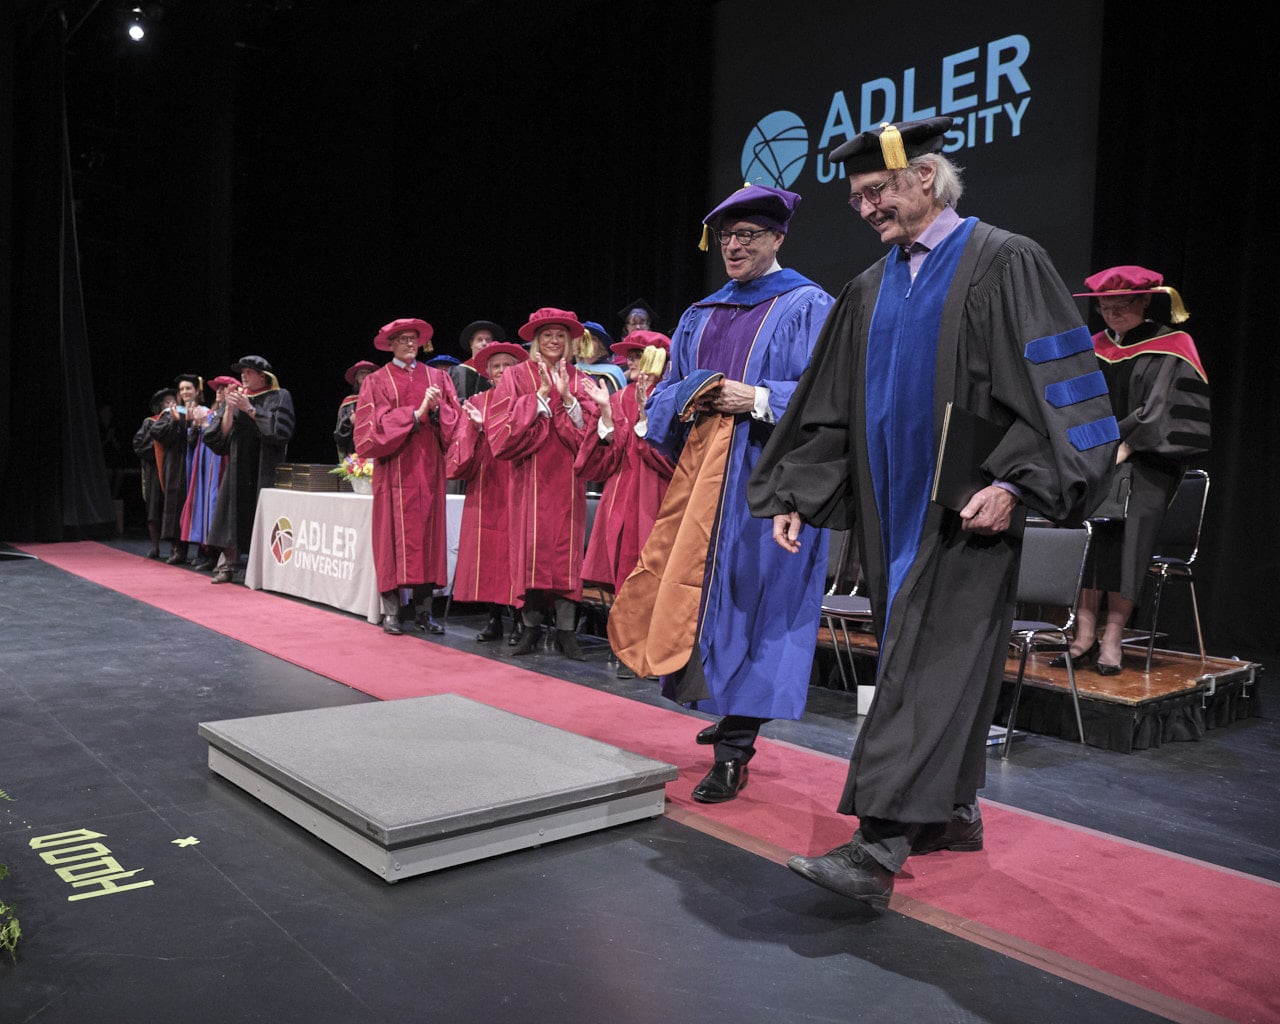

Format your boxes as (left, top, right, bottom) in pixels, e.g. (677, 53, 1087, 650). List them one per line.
(639, 345, 667, 377)
(699, 223, 711, 252)
(1156, 286, 1190, 323)
(879, 122, 908, 170)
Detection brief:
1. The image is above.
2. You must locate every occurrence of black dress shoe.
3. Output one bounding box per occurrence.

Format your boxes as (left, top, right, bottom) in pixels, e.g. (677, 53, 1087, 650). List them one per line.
(787, 841, 894, 911)
(165, 551, 187, 565)
(556, 629, 588, 662)
(910, 815, 984, 856)
(475, 614, 505, 642)
(509, 626, 540, 656)
(146, 548, 161, 560)
(695, 720, 725, 746)
(1094, 660, 1122, 676)
(691, 761, 748, 804)
(190, 560, 214, 572)
(1049, 639, 1099, 669)
(416, 614, 445, 635)
(381, 615, 404, 635)
(508, 622, 525, 646)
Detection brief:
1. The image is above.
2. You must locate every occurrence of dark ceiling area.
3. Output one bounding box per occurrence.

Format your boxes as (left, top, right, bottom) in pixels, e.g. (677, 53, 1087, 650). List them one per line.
(34, 0, 716, 461)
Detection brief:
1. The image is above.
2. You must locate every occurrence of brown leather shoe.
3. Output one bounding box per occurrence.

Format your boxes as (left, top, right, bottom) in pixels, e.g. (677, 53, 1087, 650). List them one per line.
(787, 841, 894, 911)
(909, 815, 984, 856)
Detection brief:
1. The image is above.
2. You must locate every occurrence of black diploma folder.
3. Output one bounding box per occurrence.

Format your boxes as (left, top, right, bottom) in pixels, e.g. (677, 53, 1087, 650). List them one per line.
(930, 403, 1004, 510)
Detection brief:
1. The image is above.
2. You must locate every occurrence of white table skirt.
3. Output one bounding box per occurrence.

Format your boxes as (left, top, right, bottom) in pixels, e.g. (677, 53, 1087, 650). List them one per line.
(245, 489, 463, 623)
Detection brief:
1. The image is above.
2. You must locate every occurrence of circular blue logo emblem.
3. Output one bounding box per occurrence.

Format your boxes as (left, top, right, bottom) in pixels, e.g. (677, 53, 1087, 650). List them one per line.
(741, 110, 809, 188)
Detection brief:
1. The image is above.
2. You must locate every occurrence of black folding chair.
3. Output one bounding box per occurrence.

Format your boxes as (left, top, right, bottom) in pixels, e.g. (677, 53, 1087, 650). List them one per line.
(1143, 469, 1209, 672)
(821, 530, 873, 691)
(1003, 522, 1093, 758)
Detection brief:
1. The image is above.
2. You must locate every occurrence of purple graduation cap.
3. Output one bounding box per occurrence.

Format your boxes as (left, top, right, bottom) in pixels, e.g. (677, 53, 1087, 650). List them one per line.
(698, 183, 801, 251)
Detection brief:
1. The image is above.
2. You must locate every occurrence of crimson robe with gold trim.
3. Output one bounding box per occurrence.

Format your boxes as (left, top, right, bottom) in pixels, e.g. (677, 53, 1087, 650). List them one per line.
(353, 362, 461, 593)
(486, 360, 599, 602)
(447, 389, 515, 605)
(575, 382, 675, 593)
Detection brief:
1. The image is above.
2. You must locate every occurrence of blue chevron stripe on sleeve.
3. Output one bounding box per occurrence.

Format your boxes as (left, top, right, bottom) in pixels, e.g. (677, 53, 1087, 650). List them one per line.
(1067, 416, 1120, 451)
(1045, 370, 1109, 408)
(1024, 326, 1094, 364)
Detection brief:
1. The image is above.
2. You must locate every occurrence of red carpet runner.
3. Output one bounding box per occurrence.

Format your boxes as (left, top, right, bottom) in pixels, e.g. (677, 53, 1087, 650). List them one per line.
(18, 541, 1280, 1024)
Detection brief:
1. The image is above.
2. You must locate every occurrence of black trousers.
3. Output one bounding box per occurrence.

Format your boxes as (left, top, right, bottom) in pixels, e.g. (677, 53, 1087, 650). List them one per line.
(712, 715, 770, 764)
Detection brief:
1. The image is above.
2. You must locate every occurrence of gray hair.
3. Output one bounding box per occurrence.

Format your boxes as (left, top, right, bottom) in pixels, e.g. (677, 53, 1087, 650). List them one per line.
(909, 152, 964, 208)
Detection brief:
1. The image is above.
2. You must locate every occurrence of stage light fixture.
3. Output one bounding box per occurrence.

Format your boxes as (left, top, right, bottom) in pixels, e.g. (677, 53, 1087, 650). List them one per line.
(127, 7, 145, 41)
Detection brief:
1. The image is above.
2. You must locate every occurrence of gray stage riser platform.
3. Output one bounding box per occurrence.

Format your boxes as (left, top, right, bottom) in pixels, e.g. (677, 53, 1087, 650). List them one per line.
(200, 694, 678, 883)
(208, 747, 667, 881)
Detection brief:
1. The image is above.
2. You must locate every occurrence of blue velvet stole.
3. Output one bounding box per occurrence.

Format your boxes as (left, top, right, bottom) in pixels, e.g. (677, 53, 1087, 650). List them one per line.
(865, 218, 976, 624)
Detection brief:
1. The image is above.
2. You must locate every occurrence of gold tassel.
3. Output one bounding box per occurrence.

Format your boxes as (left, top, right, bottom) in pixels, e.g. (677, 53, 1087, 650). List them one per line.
(699, 223, 711, 252)
(879, 122, 908, 170)
(639, 345, 667, 377)
(1155, 286, 1190, 323)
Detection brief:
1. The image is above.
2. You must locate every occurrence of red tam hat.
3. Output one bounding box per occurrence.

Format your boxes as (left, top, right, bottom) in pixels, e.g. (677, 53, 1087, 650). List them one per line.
(517, 307, 584, 342)
(373, 318, 434, 352)
(463, 341, 529, 377)
(209, 375, 238, 390)
(343, 360, 377, 386)
(1073, 265, 1190, 323)
(609, 330, 671, 359)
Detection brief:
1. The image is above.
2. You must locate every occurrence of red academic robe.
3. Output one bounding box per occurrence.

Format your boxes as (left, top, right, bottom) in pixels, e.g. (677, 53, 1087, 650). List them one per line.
(575, 382, 675, 593)
(353, 361, 461, 593)
(446, 390, 516, 605)
(486, 360, 599, 602)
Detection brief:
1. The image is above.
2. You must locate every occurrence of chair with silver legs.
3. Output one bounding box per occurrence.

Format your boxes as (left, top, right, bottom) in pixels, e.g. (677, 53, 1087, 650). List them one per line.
(1002, 521, 1093, 758)
(821, 530, 873, 691)
(1143, 469, 1210, 672)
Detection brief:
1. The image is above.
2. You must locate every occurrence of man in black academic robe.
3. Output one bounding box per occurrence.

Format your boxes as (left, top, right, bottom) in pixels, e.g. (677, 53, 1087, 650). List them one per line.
(204, 355, 295, 584)
(748, 117, 1118, 911)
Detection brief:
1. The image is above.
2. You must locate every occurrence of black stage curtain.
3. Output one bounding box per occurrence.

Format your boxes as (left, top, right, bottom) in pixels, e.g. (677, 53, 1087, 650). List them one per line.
(2, 3, 1275, 662)
(1092, 8, 1275, 664)
(3, 3, 115, 541)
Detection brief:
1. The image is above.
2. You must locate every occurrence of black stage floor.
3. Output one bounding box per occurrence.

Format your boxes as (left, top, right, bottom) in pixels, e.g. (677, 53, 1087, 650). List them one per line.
(1, 539, 1277, 1023)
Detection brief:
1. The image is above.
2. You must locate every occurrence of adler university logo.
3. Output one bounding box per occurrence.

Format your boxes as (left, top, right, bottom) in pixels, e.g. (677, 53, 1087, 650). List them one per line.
(741, 110, 809, 188)
(269, 516, 295, 566)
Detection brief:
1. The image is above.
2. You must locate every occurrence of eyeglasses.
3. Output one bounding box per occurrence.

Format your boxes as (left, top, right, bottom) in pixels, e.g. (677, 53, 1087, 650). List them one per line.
(1095, 297, 1142, 311)
(847, 174, 899, 210)
(716, 227, 772, 246)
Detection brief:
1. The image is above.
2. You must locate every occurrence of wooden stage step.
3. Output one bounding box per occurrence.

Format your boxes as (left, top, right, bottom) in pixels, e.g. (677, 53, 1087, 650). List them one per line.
(815, 625, 1264, 752)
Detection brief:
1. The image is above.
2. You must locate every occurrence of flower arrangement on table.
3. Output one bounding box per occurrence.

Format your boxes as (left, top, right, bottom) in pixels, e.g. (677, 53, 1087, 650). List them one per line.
(331, 454, 374, 492)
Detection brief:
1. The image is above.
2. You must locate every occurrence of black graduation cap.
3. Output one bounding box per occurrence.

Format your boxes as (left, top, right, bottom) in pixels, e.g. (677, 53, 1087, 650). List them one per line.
(173, 372, 205, 397)
(617, 298, 659, 330)
(231, 354, 273, 374)
(829, 116, 955, 176)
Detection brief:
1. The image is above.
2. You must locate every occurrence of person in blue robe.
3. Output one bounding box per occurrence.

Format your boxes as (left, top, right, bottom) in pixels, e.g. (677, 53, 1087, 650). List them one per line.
(609, 184, 834, 804)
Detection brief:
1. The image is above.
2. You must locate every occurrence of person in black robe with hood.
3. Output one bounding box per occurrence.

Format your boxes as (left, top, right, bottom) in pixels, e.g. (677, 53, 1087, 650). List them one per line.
(749, 117, 1117, 911)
